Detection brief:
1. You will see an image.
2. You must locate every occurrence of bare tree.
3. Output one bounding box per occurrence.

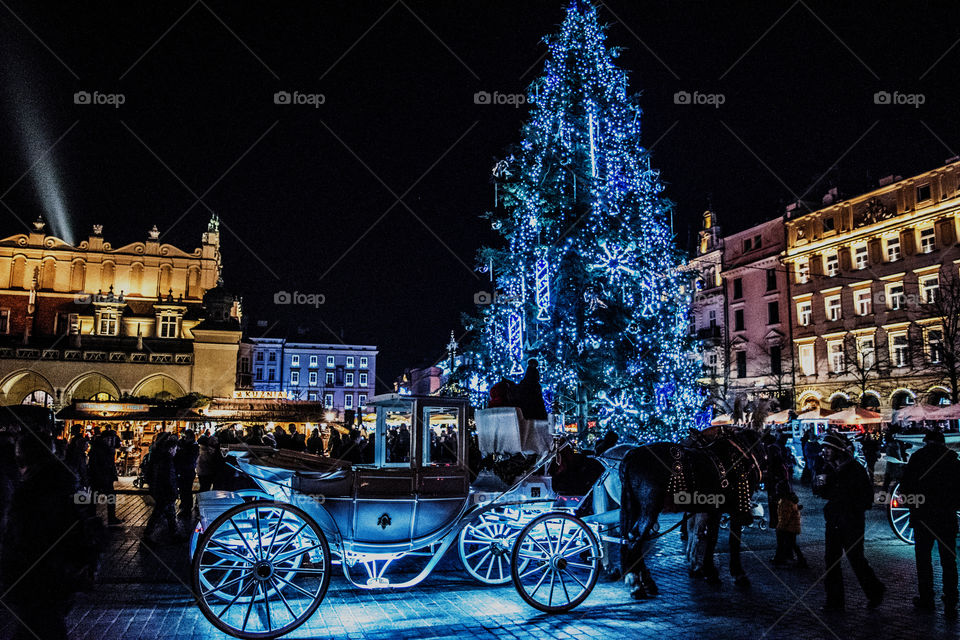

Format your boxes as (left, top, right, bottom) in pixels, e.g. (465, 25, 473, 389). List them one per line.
(910, 264, 960, 403)
(758, 335, 794, 409)
(840, 331, 890, 406)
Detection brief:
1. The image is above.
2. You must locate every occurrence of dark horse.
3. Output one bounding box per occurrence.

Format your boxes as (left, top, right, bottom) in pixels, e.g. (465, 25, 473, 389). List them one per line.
(619, 426, 767, 598)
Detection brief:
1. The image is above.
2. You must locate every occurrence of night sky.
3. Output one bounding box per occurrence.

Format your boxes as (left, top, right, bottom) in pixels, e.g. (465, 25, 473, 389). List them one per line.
(2, 1, 959, 390)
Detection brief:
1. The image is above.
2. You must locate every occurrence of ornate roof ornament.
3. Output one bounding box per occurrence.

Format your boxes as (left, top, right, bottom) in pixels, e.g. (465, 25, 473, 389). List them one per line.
(148, 225, 160, 240)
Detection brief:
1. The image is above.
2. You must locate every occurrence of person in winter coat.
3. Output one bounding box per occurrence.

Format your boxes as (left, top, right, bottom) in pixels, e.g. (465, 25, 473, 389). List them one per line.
(899, 429, 960, 617)
(307, 428, 324, 455)
(516, 359, 548, 420)
(88, 427, 122, 526)
(765, 442, 791, 543)
(2, 432, 98, 640)
(174, 429, 199, 518)
(64, 433, 90, 492)
(813, 432, 885, 612)
(0, 428, 18, 542)
(144, 433, 181, 543)
(196, 435, 223, 493)
(776, 491, 806, 568)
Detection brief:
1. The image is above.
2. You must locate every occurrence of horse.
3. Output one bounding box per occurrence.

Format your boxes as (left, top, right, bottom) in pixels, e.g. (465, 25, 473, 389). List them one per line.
(618, 426, 767, 599)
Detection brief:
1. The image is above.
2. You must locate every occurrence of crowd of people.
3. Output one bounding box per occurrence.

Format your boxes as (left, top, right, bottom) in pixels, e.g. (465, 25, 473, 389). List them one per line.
(754, 424, 959, 617)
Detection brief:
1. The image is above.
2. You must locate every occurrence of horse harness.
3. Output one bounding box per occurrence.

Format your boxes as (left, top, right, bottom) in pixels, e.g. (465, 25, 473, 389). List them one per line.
(666, 434, 762, 515)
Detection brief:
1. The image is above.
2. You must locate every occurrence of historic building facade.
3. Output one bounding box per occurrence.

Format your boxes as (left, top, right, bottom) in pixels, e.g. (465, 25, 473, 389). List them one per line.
(248, 337, 377, 415)
(782, 162, 960, 412)
(684, 211, 726, 405)
(722, 218, 791, 406)
(0, 216, 242, 406)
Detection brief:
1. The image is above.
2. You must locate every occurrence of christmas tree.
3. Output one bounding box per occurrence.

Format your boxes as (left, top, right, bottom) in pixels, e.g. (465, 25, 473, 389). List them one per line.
(464, 0, 702, 442)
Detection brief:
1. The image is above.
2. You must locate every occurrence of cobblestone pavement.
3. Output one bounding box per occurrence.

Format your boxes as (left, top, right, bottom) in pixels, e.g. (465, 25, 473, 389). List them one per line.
(2, 481, 958, 640)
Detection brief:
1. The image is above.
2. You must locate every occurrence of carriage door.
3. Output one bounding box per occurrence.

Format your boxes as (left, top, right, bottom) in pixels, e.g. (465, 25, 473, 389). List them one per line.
(353, 401, 417, 543)
(414, 404, 468, 538)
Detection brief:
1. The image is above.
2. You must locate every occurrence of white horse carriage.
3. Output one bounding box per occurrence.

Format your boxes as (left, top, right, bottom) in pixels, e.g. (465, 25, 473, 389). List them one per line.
(190, 394, 608, 638)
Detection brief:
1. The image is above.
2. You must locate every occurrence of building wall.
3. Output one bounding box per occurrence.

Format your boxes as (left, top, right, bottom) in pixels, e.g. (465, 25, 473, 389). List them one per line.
(249, 338, 378, 415)
(783, 162, 960, 411)
(722, 219, 790, 403)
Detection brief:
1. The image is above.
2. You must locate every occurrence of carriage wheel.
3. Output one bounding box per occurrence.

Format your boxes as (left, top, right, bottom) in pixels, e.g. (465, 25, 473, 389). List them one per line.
(193, 501, 331, 639)
(888, 483, 915, 545)
(510, 512, 600, 613)
(458, 509, 522, 585)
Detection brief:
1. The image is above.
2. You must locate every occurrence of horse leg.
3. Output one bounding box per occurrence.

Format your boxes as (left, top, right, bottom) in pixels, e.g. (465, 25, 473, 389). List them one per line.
(700, 511, 721, 585)
(729, 518, 750, 588)
(622, 515, 658, 599)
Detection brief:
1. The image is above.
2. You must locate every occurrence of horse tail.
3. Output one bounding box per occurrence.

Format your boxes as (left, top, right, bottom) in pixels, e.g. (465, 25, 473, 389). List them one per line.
(619, 450, 639, 542)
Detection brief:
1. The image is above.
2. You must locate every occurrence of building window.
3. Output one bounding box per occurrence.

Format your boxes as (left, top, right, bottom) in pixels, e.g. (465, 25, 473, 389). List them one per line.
(0, 309, 10, 334)
(797, 301, 812, 326)
(310, 355, 319, 367)
(307, 391, 318, 401)
(828, 341, 845, 373)
(920, 274, 939, 303)
(799, 344, 816, 375)
(886, 282, 905, 310)
(858, 336, 876, 369)
(734, 309, 745, 332)
(920, 226, 936, 253)
(255, 367, 263, 380)
(732, 278, 743, 300)
(886, 236, 901, 262)
(360, 356, 368, 368)
(916, 183, 932, 203)
(309, 371, 318, 386)
(325, 372, 334, 385)
(240, 356, 250, 373)
(743, 238, 752, 252)
(853, 244, 868, 270)
(268, 352, 276, 362)
(256, 352, 264, 362)
(766, 269, 777, 291)
(157, 314, 178, 338)
(825, 295, 842, 321)
(291, 354, 300, 366)
(891, 333, 909, 367)
(344, 394, 353, 410)
(854, 289, 872, 316)
(268, 369, 275, 382)
(326, 355, 335, 367)
(796, 260, 810, 284)
(291, 371, 300, 385)
(824, 251, 839, 277)
(822, 216, 835, 233)
(98, 310, 118, 336)
(736, 351, 747, 378)
(345, 372, 354, 386)
(324, 394, 333, 408)
(358, 394, 367, 408)
(770, 345, 782, 375)
(928, 328, 944, 363)
(767, 301, 780, 325)
(346, 356, 355, 367)
(359, 372, 368, 386)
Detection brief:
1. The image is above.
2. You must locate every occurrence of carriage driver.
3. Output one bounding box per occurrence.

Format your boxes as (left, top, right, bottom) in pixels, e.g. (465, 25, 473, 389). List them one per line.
(812, 432, 885, 612)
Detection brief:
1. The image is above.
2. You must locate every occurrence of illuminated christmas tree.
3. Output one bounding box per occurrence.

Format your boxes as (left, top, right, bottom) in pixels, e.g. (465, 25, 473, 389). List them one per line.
(464, 0, 702, 442)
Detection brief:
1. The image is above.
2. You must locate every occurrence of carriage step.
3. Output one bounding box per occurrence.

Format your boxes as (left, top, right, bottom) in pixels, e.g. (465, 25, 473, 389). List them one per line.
(365, 577, 391, 587)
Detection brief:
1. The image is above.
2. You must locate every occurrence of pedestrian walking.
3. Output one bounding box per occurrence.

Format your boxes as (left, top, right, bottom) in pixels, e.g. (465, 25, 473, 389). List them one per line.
(899, 429, 960, 618)
(765, 441, 791, 564)
(813, 432, 885, 612)
(174, 429, 199, 518)
(144, 433, 181, 543)
(776, 491, 807, 568)
(88, 426, 123, 526)
(196, 435, 223, 493)
(1, 432, 100, 640)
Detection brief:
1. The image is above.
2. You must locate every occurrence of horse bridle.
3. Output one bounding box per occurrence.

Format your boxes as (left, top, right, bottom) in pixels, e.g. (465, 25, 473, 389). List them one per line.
(726, 434, 763, 485)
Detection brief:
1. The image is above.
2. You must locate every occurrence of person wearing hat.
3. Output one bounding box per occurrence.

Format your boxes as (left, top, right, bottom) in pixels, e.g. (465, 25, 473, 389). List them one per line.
(813, 431, 885, 612)
(900, 429, 960, 618)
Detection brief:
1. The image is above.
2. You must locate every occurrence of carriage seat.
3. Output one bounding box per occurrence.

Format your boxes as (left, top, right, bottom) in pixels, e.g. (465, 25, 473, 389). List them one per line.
(476, 407, 552, 456)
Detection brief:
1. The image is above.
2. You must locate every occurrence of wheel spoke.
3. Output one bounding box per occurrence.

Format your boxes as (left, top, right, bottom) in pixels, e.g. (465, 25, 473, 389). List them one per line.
(274, 542, 323, 565)
(267, 521, 309, 560)
(201, 573, 247, 597)
(547, 568, 557, 606)
(229, 518, 259, 561)
(484, 552, 495, 581)
(496, 555, 505, 581)
(274, 573, 318, 599)
(529, 562, 551, 597)
(558, 568, 571, 603)
(562, 544, 592, 559)
(518, 561, 549, 581)
(562, 567, 587, 590)
(217, 577, 255, 617)
(208, 538, 255, 563)
(260, 581, 272, 631)
(270, 577, 298, 619)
